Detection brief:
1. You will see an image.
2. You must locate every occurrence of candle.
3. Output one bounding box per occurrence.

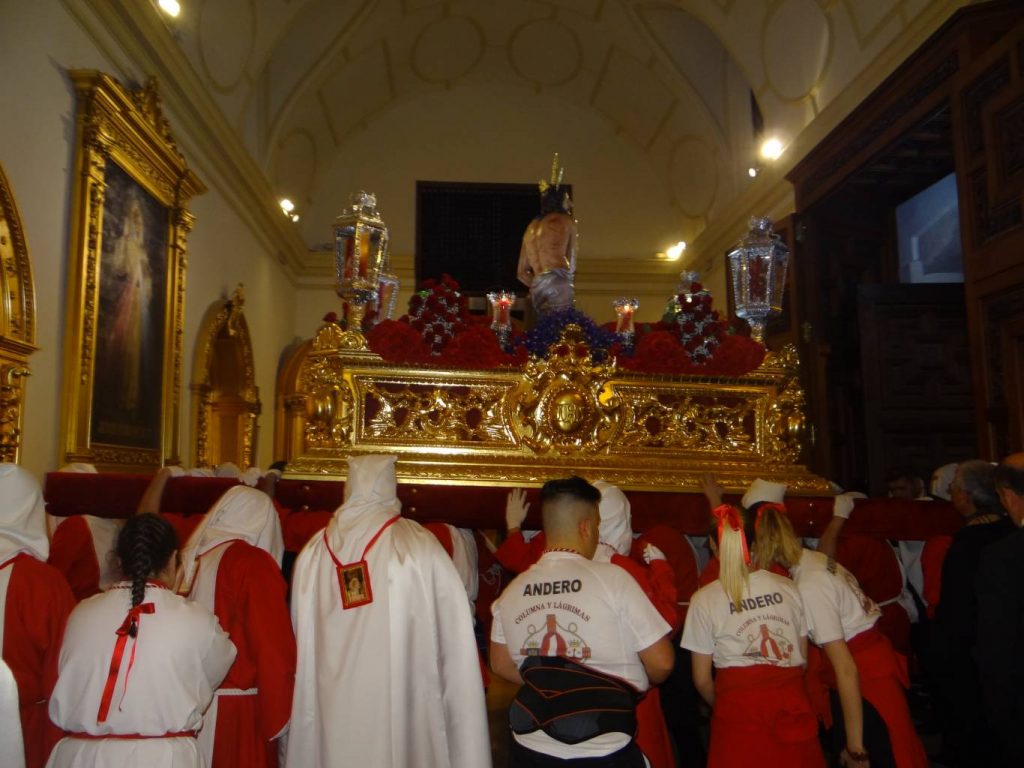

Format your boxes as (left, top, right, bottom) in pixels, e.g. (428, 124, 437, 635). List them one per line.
(613, 297, 639, 336)
(358, 228, 370, 279)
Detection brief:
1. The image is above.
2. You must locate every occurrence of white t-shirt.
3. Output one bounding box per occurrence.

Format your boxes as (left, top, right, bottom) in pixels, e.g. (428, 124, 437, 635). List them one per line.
(790, 549, 880, 645)
(492, 551, 670, 758)
(681, 569, 807, 668)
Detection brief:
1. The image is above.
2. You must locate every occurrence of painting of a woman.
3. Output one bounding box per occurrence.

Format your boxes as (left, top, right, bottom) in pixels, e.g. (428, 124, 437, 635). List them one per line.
(91, 161, 167, 449)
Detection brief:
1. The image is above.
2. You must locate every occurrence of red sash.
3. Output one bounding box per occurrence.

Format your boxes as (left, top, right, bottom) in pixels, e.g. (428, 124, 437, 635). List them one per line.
(709, 666, 824, 768)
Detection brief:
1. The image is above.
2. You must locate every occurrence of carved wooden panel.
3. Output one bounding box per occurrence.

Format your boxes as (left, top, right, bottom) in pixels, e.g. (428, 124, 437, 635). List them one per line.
(858, 284, 976, 494)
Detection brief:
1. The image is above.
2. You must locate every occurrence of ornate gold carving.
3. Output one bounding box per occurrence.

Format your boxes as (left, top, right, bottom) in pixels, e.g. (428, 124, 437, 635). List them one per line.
(0, 365, 30, 463)
(361, 380, 512, 444)
(0, 163, 38, 464)
(191, 285, 261, 468)
(62, 71, 204, 471)
(281, 326, 829, 493)
(509, 326, 623, 454)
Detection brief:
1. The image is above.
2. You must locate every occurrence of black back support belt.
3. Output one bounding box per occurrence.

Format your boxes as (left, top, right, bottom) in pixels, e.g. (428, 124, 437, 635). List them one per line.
(509, 655, 640, 745)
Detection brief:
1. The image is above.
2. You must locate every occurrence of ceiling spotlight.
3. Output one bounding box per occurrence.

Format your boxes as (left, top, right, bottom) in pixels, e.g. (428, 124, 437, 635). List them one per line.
(760, 137, 784, 161)
(666, 241, 687, 261)
(748, 166, 759, 178)
(279, 198, 295, 213)
(158, 0, 181, 17)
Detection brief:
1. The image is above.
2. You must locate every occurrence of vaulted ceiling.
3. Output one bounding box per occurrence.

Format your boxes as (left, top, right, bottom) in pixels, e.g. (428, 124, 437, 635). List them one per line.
(158, 0, 963, 262)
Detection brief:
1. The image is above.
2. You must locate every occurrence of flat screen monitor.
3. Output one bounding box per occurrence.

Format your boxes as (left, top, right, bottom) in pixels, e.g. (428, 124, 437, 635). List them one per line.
(895, 172, 963, 284)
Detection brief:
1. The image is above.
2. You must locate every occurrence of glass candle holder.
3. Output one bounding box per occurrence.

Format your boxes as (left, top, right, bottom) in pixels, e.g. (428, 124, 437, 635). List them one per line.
(487, 290, 515, 351)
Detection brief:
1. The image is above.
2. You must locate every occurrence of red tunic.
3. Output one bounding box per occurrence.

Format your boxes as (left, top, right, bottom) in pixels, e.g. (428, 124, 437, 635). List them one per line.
(920, 535, 952, 619)
(710, 666, 825, 768)
(201, 542, 296, 768)
(4, 554, 75, 768)
(47, 517, 101, 602)
(641, 525, 699, 625)
(806, 628, 929, 768)
(834, 535, 911, 656)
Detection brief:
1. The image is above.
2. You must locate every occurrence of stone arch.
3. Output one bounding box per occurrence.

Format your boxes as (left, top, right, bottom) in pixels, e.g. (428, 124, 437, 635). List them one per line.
(190, 285, 260, 468)
(0, 162, 37, 463)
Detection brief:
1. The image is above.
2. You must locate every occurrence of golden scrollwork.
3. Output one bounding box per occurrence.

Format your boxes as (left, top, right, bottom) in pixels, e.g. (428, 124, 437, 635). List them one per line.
(0, 162, 37, 464)
(361, 380, 512, 444)
(303, 354, 357, 450)
(61, 71, 204, 471)
(617, 391, 757, 452)
(282, 323, 829, 494)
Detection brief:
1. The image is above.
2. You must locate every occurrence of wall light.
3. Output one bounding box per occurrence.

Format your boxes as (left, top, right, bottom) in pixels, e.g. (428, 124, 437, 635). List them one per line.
(158, 0, 181, 17)
(279, 198, 295, 214)
(760, 137, 784, 161)
(666, 241, 687, 261)
(748, 166, 759, 178)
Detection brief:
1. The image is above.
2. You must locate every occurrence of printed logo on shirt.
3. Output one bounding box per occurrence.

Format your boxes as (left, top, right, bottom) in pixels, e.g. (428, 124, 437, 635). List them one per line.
(741, 623, 795, 663)
(521, 614, 592, 661)
(522, 579, 583, 597)
(727, 591, 785, 615)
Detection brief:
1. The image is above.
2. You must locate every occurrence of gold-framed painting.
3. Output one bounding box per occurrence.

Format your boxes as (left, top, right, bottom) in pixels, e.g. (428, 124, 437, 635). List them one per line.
(0, 161, 37, 464)
(61, 71, 205, 471)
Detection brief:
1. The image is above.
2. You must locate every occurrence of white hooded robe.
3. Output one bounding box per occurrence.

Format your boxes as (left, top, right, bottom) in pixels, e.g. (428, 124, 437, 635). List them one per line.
(285, 455, 492, 768)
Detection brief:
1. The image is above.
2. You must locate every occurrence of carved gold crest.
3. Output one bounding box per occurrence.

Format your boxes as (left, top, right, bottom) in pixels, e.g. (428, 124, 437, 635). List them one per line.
(509, 325, 622, 454)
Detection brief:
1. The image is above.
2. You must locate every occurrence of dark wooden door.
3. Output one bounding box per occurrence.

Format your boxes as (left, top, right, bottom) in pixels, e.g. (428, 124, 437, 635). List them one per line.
(858, 283, 977, 494)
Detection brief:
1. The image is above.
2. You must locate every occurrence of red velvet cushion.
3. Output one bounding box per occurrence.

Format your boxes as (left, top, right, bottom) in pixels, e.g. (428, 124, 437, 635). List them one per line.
(160, 477, 240, 516)
(44, 472, 152, 519)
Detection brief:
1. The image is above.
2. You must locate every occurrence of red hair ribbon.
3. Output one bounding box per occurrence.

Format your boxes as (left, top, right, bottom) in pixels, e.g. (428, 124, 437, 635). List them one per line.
(712, 504, 750, 566)
(754, 502, 788, 533)
(97, 602, 155, 723)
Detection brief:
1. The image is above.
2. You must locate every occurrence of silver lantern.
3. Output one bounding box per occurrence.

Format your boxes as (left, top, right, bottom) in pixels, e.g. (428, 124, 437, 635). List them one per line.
(334, 191, 390, 332)
(726, 217, 789, 345)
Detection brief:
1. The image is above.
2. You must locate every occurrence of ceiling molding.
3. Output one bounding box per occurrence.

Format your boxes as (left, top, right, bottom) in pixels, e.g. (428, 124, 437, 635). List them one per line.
(65, 0, 309, 282)
(683, 0, 966, 278)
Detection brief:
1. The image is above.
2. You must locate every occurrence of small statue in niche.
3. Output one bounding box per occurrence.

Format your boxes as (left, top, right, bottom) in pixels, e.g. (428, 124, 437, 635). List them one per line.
(517, 154, 577, 314)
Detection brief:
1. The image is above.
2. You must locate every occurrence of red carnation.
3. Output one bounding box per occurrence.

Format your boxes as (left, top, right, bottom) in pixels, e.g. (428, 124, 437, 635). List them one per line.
(322, 311, 339, 324)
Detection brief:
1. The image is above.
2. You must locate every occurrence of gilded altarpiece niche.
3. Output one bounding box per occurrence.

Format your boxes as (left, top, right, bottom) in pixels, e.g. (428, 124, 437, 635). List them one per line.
(191, 286, 260, 469)
(0, 163, 37, 463)
(61, 71, 204, 470)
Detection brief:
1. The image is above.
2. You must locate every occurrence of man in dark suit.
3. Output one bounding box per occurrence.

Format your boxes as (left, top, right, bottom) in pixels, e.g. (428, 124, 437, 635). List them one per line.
(975, 453, 1024, 765)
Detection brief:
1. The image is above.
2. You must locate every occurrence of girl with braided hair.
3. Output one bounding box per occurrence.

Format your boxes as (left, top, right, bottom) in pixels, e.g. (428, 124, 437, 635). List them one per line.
(47, 514, 235, 768)
(680, 504, 823, 767)
(752, 501, 928, 768)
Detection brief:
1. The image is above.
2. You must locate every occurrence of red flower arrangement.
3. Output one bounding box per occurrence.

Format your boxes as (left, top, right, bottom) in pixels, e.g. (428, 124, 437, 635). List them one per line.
(366, 320, 430, 364)
(363, 273, 765, 376)
(405, 274, 469, 355)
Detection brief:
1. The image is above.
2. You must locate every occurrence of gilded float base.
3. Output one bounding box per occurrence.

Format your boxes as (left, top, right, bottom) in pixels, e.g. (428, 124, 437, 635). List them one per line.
(282, 323, 831, 495)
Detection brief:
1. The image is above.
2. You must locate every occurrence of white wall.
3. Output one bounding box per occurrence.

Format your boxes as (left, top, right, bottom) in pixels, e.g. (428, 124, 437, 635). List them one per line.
(0, 0, 295, 477)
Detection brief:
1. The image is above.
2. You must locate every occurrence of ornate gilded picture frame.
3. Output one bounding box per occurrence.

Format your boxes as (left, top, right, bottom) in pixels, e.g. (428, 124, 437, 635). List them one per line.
(61, 71, 204, 470)
(0, 162, 37, 464)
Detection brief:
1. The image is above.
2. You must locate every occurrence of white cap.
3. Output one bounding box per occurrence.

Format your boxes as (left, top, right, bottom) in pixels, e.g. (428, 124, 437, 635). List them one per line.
(741, 478, 787, 509)
(930, 462, 958, 501)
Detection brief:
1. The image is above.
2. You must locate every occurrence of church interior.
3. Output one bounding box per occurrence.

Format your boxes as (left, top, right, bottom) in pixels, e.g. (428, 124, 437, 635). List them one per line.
(2, 0, 1024, 766)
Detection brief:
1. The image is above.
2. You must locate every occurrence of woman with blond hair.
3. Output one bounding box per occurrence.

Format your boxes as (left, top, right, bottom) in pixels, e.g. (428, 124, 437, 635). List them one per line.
(752, 501, 928, 768)
(680, 504, 823, 767)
